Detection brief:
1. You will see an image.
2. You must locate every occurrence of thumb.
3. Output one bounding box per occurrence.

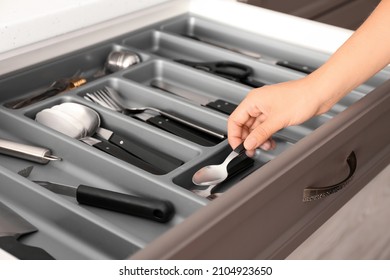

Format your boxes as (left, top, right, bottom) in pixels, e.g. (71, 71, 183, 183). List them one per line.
(243, 119, 279, 150)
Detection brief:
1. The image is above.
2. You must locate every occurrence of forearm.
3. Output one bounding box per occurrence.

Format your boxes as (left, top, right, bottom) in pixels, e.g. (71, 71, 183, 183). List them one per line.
(308, 0, 390, 114)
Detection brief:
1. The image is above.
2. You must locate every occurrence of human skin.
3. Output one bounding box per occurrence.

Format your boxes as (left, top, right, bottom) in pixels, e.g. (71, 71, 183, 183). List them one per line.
(228, 0, 390, 152)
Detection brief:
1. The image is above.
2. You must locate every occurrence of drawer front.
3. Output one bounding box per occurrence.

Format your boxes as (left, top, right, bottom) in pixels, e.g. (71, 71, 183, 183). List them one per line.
(131, 79, 390, 259)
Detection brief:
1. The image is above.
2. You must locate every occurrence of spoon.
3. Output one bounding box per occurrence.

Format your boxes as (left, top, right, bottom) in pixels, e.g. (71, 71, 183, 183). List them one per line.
(192, 143, 246, 186)
(36, 103, 166, 174)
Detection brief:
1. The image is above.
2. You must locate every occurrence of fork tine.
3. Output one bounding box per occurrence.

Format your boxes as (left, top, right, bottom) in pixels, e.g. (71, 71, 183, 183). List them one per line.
(85, 92, 112, 109)
(84, 88, 122, 112)
(101, 88, 123, 111)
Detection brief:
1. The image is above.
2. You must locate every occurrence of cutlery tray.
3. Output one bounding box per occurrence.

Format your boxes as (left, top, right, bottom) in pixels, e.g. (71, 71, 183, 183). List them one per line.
(0, 12, 386, 259)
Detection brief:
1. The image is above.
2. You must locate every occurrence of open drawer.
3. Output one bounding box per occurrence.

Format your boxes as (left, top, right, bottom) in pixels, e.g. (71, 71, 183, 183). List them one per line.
(0, 8, 389, 260)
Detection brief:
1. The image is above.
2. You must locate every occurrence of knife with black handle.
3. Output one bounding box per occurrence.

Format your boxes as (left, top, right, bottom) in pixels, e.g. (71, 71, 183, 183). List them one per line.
(95, 127, 183, 172)
(81, 137, 166, 175)
(134, 112, 221, 146)
(151, 80, 237, 115)
(32, 181, 175, 223)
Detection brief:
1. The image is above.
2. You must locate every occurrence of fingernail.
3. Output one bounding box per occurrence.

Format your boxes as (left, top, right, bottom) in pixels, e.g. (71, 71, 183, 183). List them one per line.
(260, 142, 270, 151)
(245, 137, 257, 150)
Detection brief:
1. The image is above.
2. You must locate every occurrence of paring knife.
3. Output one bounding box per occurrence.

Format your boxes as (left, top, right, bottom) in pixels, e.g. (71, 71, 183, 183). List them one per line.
(182, 34, 316, 74)
(150, 80, 237, 115)
(19, 166, 175, 223)
(134, 111, 221, 146)
(0, 200, 55, 260)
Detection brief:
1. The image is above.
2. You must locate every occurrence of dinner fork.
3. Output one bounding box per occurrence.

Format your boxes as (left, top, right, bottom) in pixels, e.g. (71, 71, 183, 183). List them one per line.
(84, 87, 225, 140)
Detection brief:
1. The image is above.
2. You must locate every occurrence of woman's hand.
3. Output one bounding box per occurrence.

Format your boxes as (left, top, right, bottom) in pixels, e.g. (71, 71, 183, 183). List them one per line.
(228, 77, 326, 152)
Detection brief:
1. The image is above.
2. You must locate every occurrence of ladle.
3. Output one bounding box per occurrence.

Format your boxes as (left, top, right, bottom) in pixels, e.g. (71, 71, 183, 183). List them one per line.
(192, 143, 245, 186)
(35, 102, 166, 175)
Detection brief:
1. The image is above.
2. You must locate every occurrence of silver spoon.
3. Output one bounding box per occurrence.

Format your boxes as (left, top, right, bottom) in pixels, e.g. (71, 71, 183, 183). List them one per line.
(192, 143, 245, 186)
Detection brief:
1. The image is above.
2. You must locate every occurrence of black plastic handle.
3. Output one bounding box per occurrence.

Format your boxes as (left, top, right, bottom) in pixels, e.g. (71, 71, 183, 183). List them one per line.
(205, 99, 237, 115)
(303, 151, 357, 202)
(92, 140, 166, 175)
(276, 60, 316, 74)
(109, 133, 183, 173)
(76, 185, 175, 223)
(145, 115, 219, 146)
(0, 236, 55, 260)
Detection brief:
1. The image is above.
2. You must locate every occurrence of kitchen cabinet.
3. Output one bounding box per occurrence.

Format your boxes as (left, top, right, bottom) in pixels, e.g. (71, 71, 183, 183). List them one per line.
(0, 0, 389, 260)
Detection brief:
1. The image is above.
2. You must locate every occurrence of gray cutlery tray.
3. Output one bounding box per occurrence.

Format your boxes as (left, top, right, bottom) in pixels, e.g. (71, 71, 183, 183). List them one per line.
(0, 13, 384, 259)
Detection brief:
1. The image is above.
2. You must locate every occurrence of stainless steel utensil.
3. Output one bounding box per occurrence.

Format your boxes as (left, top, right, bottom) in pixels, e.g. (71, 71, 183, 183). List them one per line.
(105, 50, 141, 73)
(57, 102, 183, 172)
(192, 143, 245, 186)
(19, 166, 175, 223)
(183, 34, 316, 74)
(0, 138, 61, 164)
(0, 200, 54, 259)
(4, 77, 86, 109)
(192, 184, 222, 200)
(35, 103, 166, 174)
(84, 86, 225, 140)
(150, 79, 238, 115)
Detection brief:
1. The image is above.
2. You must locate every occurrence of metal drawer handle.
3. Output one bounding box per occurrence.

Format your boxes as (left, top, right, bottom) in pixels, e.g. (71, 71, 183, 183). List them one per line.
(303, 151, 357, 202)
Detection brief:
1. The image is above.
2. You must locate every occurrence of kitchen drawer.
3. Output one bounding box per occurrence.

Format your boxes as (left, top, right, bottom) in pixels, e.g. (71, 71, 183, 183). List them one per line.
(0, 12, 389, 260)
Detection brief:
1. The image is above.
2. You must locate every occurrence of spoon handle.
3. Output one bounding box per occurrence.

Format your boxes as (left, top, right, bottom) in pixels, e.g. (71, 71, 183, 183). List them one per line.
(233, 143, 245, 154)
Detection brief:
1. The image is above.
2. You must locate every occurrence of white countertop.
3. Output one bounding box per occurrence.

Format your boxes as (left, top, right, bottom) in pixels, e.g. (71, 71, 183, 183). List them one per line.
(0, 0, 354, 72)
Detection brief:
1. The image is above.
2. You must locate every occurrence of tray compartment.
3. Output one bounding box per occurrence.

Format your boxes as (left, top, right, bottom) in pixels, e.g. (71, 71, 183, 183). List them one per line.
(123, 30, 304, 86)
(78, 76, 227, 147)
(0, 43, 148, 108)
(160, 15, 326, 73)
(21, 93, 200, 174)
(0, 167, 143, 259)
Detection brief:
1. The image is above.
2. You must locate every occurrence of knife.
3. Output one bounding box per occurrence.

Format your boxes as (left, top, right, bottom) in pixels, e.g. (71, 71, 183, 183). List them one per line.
(0, 200, 55, 259)
(81, 137, 166, 175)
(182, 34, 316, 74)
(95, 127, 183, 172)
(35, 181, 175, 223)
(19, 166, 175, 223)
(134, 111, 221, 146)
(150, 80, 237, 115)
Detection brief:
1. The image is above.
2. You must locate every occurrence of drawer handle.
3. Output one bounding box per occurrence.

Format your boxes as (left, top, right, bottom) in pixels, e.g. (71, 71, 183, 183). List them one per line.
(303, 151, 357, 202)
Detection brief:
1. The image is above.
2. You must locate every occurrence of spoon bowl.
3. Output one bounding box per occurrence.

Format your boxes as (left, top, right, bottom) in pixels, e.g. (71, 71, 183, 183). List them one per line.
(192, 143, 245, 186)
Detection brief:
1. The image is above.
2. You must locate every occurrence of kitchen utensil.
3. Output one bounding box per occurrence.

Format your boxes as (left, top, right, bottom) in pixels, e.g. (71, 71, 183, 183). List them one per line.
(35, 103, 166, 175)
(0, 138, 61, 164)
(133, 111, 219, 146)
(19, 166, 175, 223)
(192, 143, 246, 186)
(150, 79, 238, 115)
(58, 102, 183, 172)
(105, 50, 141, 73)
(84, 86, 225, 140)
(4, 77, 86, 109)
(182, 34, 316, 74)
(174, 59, 266, 88)
(0, 200, 55, 259)
(192, 184, 219, 199)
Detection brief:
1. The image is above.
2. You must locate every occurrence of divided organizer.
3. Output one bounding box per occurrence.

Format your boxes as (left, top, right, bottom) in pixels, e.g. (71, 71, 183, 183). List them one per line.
(0, 13, 389, 259)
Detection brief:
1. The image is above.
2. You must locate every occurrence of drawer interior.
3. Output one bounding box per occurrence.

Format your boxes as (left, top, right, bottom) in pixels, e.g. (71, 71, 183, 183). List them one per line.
(0, 13, 384, 259)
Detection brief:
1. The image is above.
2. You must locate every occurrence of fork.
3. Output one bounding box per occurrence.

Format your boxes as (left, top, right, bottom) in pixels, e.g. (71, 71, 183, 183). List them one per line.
(84, 87, 225, 140)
